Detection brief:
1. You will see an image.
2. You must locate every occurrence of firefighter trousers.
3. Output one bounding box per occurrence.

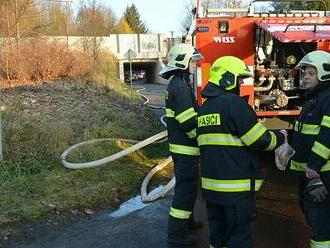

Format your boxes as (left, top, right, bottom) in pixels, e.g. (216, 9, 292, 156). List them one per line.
(167, 156, 198, 244)
(301, 191, 330, 247)
(206, 196, 257, 248)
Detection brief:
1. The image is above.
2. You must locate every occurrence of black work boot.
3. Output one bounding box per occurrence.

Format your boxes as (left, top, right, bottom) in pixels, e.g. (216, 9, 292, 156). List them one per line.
(167, 217, 197, 246)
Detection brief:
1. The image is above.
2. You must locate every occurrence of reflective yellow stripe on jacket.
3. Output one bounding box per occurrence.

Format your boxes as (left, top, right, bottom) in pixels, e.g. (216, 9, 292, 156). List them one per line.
(198, 133, 245, 146)
(265, 131, 277, 151)
(290, 160, 330, 172)
(311, 239, 330, 248)
(169, 207, 192, 219)
(165, 108, 175, 118)
(186, 129, 197, 139)
(312, 141, 330, 160)
(294, 121, 320, 135)
(201, 178, 264, 192)
(175, 107, 197, 124)
(240, 122, 267, 146)
(169, 143, 200, 156)
(321, 115, 330, 128)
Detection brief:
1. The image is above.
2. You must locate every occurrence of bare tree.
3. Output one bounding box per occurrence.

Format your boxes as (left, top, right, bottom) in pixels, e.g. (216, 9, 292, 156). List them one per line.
(75, 0, 115, 74)
(1, 0, 41, 37)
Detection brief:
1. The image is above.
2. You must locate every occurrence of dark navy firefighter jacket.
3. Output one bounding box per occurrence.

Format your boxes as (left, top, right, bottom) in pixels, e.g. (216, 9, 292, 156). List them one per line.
(289, 83, 330, 190)
(165, 72, 199, 158)
(197, 87, 285, 204)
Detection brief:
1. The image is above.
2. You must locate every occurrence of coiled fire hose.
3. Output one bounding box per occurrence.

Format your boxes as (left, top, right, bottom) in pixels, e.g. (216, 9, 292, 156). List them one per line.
(61, 86, 174, 202)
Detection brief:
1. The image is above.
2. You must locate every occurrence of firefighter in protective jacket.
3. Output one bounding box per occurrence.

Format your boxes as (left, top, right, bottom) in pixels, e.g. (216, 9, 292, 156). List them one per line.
(196, 56, 286, 248)
(286, 50, 330, 248)
(159, 43, 203, 246)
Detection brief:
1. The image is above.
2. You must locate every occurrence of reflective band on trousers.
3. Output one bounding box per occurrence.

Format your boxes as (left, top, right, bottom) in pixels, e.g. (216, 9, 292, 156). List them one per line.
(290, 160, 330, 172)
(165, 108, 175, 117)
(169, 143, 200, 156)
(321, 115, 330, 128)
(294, 121, 320, 135)
(311, 239, 330, 248)
(175, 107, 197, 124)
(198, 133, 245, 146)
(186, 129, 197, 139)
(312, 141, 330, 160)
(201, 178, 264, 192)
(240, 122, 267, 146)
(264, 131, 277, 151)
(169, 207, 192, 219)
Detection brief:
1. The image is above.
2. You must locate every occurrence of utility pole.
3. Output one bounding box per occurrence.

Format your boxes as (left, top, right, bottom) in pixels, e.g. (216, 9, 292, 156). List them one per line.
(169, 30, 175, 48)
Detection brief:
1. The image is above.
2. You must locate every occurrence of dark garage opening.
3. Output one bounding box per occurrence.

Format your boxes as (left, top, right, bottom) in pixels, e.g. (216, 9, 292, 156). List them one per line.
(123, 61, 157, 84)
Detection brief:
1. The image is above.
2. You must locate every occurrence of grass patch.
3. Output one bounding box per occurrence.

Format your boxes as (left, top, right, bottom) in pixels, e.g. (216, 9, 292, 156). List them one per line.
(0, 77, 168, 231)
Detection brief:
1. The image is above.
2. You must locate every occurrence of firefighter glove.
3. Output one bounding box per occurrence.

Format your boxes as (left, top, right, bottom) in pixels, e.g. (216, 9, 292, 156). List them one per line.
(305, 179, 328, 203)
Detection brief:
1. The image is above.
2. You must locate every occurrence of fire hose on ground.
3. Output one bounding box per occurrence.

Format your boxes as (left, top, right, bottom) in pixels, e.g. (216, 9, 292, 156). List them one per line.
(61, 86, 174, 202)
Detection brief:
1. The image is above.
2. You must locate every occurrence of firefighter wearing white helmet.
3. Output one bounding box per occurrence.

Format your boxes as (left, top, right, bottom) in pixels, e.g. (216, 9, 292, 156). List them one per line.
(159, 43, 203, 246)
(196, 56, 286, 248)
(281, 50, 330, 248)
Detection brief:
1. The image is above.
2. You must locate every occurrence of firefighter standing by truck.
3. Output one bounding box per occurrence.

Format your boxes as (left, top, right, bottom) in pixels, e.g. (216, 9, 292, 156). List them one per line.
(159, 43, 203, 247)
(196, 56, 286, 248)
(276, 50, 330, 248)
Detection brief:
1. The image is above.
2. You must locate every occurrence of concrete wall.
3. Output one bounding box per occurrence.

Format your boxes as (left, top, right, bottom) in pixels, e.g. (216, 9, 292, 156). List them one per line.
(48, 34, 168, 60)
(44, 34, 187, 83)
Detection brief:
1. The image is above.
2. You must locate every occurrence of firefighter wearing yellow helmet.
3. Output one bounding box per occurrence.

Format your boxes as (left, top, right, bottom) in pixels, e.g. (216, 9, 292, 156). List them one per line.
(196, 56, 286, 248)
(282, 50, 330, 248)
(159, 43, 203, 246)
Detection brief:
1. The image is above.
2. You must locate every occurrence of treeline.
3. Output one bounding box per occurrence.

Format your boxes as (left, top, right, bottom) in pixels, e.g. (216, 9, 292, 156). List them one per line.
(0, 0, 148, 84)
(0, 0, 147, 39)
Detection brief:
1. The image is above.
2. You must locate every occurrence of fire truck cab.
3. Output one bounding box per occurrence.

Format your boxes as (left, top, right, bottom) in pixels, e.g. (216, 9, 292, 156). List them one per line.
(191, 0, 330, 127)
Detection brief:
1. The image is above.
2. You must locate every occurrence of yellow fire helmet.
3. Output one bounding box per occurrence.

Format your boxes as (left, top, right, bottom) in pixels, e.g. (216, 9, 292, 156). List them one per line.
(202, 56, 252, 96)
(296, 50, 330, 82)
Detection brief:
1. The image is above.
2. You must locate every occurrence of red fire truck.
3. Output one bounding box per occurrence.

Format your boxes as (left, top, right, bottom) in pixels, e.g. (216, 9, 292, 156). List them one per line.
(191, 0, 330, 126)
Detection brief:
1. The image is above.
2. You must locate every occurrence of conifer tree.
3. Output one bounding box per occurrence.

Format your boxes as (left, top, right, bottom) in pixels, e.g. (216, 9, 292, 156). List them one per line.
(115, 17, 134, 34)
(123, 4, 147, 34)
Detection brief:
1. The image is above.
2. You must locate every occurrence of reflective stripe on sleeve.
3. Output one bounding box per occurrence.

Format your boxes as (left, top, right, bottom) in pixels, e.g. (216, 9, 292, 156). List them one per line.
(169, 207, 192, 219)
(290, 160, 330, 172)
(175, 107, 197, 124)
(290, 160, 308, 172)
(169, 143, 200, 156)
(312, 141, 330, 160)
(264, 131, 277, 151)
(311, 239, 330, 248)
(197, 133, 245, 146)
(322, 163, 330, 172)
(294, 121, 320, 135)
(186, 129, 197, 139)
(240, 122, 267, 146)
(321, 115, 330, 128)
(201, 178, 263, 192)
(165, 108, 175, 118)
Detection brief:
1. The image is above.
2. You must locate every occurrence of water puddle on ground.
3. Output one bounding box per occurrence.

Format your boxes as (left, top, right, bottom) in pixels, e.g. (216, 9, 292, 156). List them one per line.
(108, 185, 166, 218)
